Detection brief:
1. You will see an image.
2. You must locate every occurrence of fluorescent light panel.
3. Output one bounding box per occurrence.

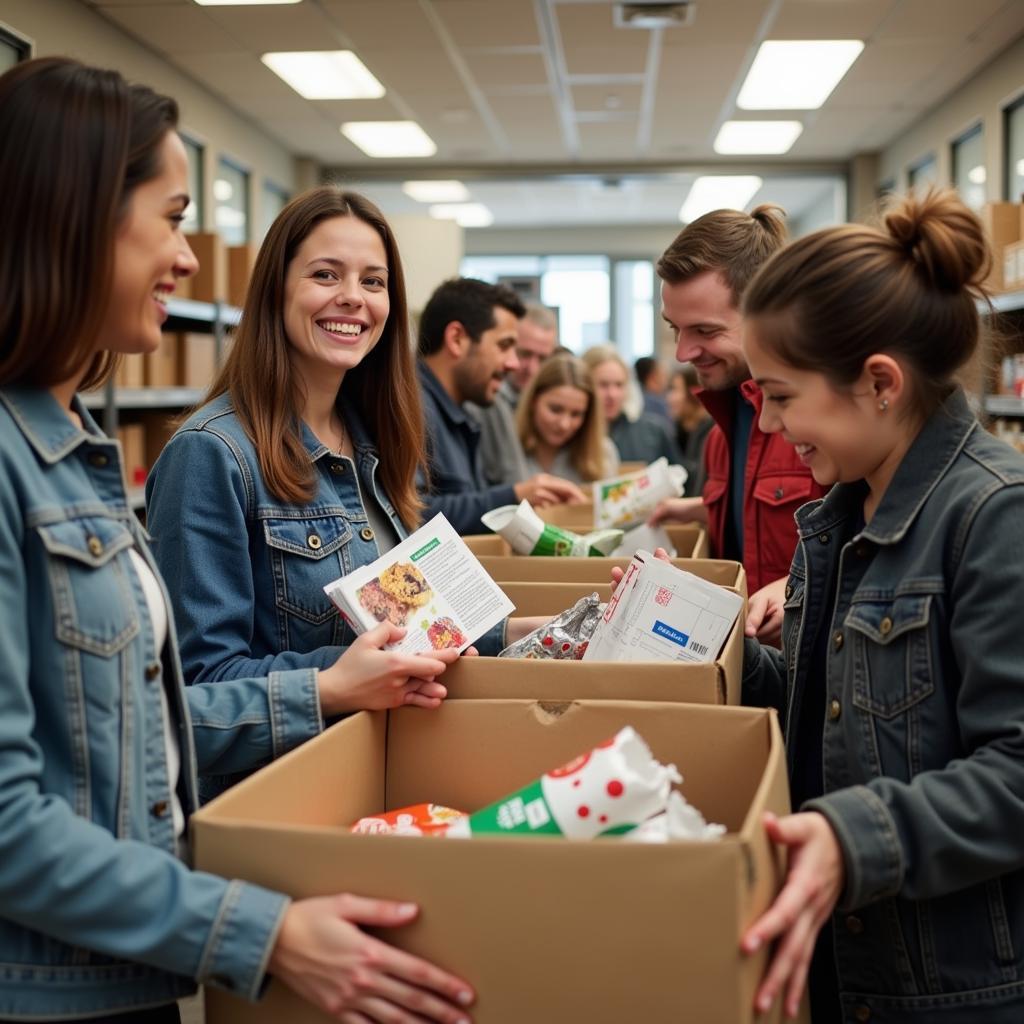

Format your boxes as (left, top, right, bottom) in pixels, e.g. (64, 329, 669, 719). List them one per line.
(403, 180, 470, 203)
(714, 120, 803, 154)
(341, 121, 436, 158)
(429, 203, 494, 228)
(737, 40, 864, 110)
(262, 51, 384, 100)
(679, 176, 762, 224)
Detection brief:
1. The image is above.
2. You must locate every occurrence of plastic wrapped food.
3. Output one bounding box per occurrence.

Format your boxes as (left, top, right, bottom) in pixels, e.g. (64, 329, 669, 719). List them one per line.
(482, 500, 622, 557)
(497, 593, 603, 661)
(622, 791, 726, 843)
(351, 803, 467, 836)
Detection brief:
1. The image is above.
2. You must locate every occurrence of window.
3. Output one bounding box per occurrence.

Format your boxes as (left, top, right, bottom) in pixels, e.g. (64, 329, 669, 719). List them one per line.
(876, 178, 895, 201)
(612, 260, 655, 362)
(214, 157, 249, 245)
(260, 181, 290, 241)
(181, 135, 203, 234)
(907, 154, 938, 191)
(0, 24, 31, 71)
(1006, 95, 1024, 202)
(951, 123, 986, 211)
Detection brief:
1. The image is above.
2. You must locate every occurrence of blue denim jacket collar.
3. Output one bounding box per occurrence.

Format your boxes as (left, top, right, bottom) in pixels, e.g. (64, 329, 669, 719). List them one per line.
(417, 359, 477, 432)
(0, 386, 111, 464)
(796, 387, 974, 547)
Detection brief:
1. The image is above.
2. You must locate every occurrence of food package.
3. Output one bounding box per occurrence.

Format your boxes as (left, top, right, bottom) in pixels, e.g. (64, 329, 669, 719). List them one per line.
(593, 458, 687, 530)
(482, 500, 622, 557)
(497, 592, 603, 661)
(445, 727, 682, 839)
(622, 791, 726, 843)
(351, 803, 467, 836)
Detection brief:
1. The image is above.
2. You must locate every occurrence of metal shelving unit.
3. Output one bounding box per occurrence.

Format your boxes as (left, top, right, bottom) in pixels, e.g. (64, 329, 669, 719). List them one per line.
(980, 289, 1024, 419)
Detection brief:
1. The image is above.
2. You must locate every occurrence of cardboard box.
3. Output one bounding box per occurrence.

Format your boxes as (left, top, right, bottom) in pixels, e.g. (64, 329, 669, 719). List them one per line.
(193, 700, 790, 1024)
(981, 202, 1022, 292)
(140, 411, 181, 471)
(1003, 240, 1024, 292)
(116, 422, 146, 486)
(227, 244, 259, 309)
(144, 332, 180, 388)
(186, 231, 228, 302)
(114, 352, 145, 389)
(463, 523, 708, 559)
(536, 501, 594, 528)
(448, 578, 745, 704)
(179, 332, 218, 389)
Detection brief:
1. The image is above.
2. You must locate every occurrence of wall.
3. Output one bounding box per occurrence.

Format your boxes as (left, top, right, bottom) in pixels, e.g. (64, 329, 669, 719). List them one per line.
(876, 34, 1024, 199)
(388, 215, 463, 313)
(465, 223, 680, 260)
(1, 0, 298, 238)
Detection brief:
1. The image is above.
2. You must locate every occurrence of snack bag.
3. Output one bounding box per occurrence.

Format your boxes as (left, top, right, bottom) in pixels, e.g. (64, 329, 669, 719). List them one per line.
(482, 501, 621, 557)
(497, 592, 603, 660)
(445, 727, 680, 840)
(351, 803, 467, 836)
(593, 458, 687, 531)
(623, 791, 726, 843)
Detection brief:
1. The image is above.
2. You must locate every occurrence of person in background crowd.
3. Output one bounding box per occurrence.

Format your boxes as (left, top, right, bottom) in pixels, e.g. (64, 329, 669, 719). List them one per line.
(0, 57, 474, 1024)
(582, 344, 682, 467)
(468, 300, 558, 486)
(667, 363, 713, 496)
(147, 188, 474, 802)
(634, 355, 671, 422)
(417, 278, 585, 534)
(740, 188, 1024, 1024)
(516, 354, 619, 484)
(649, 205, 828, 644)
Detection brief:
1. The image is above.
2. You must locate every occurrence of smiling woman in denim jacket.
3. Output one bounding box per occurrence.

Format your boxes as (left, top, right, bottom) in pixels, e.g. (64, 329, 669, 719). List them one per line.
(736, 189, 1024, 1024)
(146, 189, 543, 802)
(0, 58, 475, 1024)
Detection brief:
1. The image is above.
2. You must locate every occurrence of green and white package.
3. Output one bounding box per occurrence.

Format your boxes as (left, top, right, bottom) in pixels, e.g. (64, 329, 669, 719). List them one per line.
(482, 500, 621, 557)
(445, 726, 681, 840)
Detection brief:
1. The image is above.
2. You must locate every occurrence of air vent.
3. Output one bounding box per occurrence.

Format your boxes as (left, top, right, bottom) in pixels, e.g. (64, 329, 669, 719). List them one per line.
(614, 1, 696, 29)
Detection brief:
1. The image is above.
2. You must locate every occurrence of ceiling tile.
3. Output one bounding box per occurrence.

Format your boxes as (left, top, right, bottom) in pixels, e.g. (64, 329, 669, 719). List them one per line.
(577, 120, 641, 158)
(460, 51, 549, 87)
(571, 82, 643, 113)
(319, 0, 439, 50)
(97, 4, 240, 54)
(556, 2, 651, 76)
(432, 0, 543, 48)
(770, 0, 895, 39)
(195, 2, 346, 52)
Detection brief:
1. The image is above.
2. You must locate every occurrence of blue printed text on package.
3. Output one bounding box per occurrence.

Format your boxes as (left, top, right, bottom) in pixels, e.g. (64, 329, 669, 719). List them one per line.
(652, 620, 690, 647)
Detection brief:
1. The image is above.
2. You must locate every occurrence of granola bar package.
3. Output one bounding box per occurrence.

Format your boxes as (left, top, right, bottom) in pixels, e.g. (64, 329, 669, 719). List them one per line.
(497, 592, 603, 661)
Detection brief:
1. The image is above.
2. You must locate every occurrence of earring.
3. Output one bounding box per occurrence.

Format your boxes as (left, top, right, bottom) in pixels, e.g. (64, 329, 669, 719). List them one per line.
(878, 398, 889, 412)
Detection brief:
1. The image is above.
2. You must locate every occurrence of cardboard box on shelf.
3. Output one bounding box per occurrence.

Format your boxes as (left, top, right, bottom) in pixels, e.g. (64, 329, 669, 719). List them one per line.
(116, 422, 146, 485)
(144, 333, 180, 388)
(179, 332, 218, 389)
(114, 352, 146, 389)
(463, 523, 707, 559)
(227, 244, 259, 309)
(140, 411, 181, 471)
(186, 231, 228, 302)
(981, 202, 1022, 292)
(1003, 240, 1024, 292)
(194, 699, 790, 1024)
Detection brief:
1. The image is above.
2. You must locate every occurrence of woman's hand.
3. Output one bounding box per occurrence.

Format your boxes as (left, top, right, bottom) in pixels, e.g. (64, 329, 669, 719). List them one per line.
(745, 577, 788, 647)
(269, 895, 474, 1023)
(318, 622, 461, 715)
(647, 496, 708, 527)
(741, 811, 845, 1019)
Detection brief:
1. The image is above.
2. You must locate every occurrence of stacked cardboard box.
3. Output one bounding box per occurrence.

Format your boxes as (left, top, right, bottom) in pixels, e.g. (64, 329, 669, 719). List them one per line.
(981, 202, 1022, 292)
(463, 523, 708, 559)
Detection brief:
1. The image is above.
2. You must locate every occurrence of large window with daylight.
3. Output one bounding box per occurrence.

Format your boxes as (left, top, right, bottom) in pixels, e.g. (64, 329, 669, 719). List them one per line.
(260, 181, 290, 241)
(181, 135, 203, 234)
(214, 157, 249, 246)
(907, 154, 939, 191)
(952, 124, 986, 211)
(1006, 96, 1024, 203)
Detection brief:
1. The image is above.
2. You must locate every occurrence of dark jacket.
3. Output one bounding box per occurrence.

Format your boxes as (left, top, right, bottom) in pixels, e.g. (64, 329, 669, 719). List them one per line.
(744, 388, 1024, 1023)
(417, 362, 517, 534)
(609, 411, 681, 466)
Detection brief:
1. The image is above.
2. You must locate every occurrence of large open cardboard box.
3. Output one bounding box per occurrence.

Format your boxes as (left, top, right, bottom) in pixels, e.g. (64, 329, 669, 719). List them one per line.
(448, 577, 745, 704)
(463, 522, 708, 559)
(193, 700, 789, 1024)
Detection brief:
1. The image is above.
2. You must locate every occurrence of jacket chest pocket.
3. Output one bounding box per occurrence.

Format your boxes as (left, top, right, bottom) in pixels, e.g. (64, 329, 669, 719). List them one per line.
(263, 515, 352, 625)
(782, 575, 806, 677)
(36, 517, 139, 656)
(846, 595, 935, 718)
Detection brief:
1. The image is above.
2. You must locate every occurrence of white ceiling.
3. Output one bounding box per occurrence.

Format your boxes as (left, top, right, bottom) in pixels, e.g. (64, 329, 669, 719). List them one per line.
(83, 0, 1024, 227)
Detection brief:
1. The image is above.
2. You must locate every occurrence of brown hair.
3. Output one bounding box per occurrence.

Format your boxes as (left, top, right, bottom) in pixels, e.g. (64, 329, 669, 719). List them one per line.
(581, 343, 628, 377)
(0, 57, 178, 389)
(743, 187, 991, 418)
(517, 355, 609, 481)
(206, 187, 425, 528)
(656, 204, 788, 307)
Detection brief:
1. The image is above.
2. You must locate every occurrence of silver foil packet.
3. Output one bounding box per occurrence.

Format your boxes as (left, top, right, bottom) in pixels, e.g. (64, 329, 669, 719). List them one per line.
(498, 592, 604, 661)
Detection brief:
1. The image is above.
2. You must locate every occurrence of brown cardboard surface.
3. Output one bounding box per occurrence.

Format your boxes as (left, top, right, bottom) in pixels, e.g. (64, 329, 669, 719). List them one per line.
(115, 353, 145, 388)
(537, 501, 593, 527)
(186, 232, 227, 302)
(982, 202, 1022, 291)
(145, 333, 180, 388)
(180, 332, 218, 389)
(116, 423, 146, 484)
(194, 700, 789, 1024)
(463, 523, 707, 559)
(227, 244, 258, 309)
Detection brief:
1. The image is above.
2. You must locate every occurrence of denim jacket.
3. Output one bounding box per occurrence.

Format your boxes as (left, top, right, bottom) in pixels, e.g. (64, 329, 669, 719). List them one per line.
(0, 388, 323, 1020)
(744, 389, 1024, 1022)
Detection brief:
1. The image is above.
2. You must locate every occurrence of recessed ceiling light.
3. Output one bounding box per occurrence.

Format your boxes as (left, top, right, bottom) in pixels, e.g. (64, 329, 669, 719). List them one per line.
(714, 120, 803, 155)
(341, 121, 437, 158)
(195, 1, 301, 5)
(261, 51, 384, 100)
(402, 180, 470, 203)
(679, 176, 762, 223)
(429, 203, 494, 227)
(737, 40, 864, 110)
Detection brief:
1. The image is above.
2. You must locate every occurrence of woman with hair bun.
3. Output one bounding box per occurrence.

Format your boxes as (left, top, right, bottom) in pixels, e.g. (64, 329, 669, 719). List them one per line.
(738, 188, 1024, 1023)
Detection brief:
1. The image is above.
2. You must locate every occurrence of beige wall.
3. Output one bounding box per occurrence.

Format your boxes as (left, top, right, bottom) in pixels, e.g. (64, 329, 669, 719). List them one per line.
(876, 34, 1024, 199)
(466, 223, 680, 260)
(1, 0, 298, 238)
(388, 214, 463, 313)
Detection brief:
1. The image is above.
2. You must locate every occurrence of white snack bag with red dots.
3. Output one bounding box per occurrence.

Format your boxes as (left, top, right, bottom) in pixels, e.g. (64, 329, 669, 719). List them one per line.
(445, 726, 681, 840)
(623, 791, 726, 843)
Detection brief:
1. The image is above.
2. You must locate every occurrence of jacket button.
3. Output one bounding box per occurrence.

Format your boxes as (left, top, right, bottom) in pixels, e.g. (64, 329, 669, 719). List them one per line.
(87, 535, 103, 557)
(819, 532, 830, 544)
(144, 662, 161, 681)
(879, 616, 893, 636)
(307, 533, 322, 550)
(150, 800, 168, 818)
(773, 486, 784, 500)
(833, 630, 844, 652)
(784, 583, 793, 600)
(854, 1005, 872, 1022)
(329, 461, 345, 475)
(828, 698, 842, 721)
(88, 451, 110, 468)
(845, 914, 864, 935)
(360, 527, 375, 541)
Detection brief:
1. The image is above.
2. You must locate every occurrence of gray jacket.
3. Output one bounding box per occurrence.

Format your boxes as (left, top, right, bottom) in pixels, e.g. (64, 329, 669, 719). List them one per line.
(465, 380, 529, 486)
(744, 388, 1024, 1022)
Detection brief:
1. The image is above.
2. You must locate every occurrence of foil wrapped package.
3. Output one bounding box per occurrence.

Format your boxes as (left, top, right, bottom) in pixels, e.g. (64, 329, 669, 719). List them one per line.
(482, 500, 622, 557)
(497, 592, 603, 661)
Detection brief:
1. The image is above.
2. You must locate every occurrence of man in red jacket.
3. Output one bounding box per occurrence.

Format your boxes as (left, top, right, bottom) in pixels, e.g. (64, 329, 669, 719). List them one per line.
(650, 205, 828, 642)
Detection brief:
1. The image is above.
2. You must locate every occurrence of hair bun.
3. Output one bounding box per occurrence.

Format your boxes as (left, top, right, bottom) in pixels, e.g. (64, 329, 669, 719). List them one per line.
(750, 203, 788, 243)
(883, 187, 990, 293)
